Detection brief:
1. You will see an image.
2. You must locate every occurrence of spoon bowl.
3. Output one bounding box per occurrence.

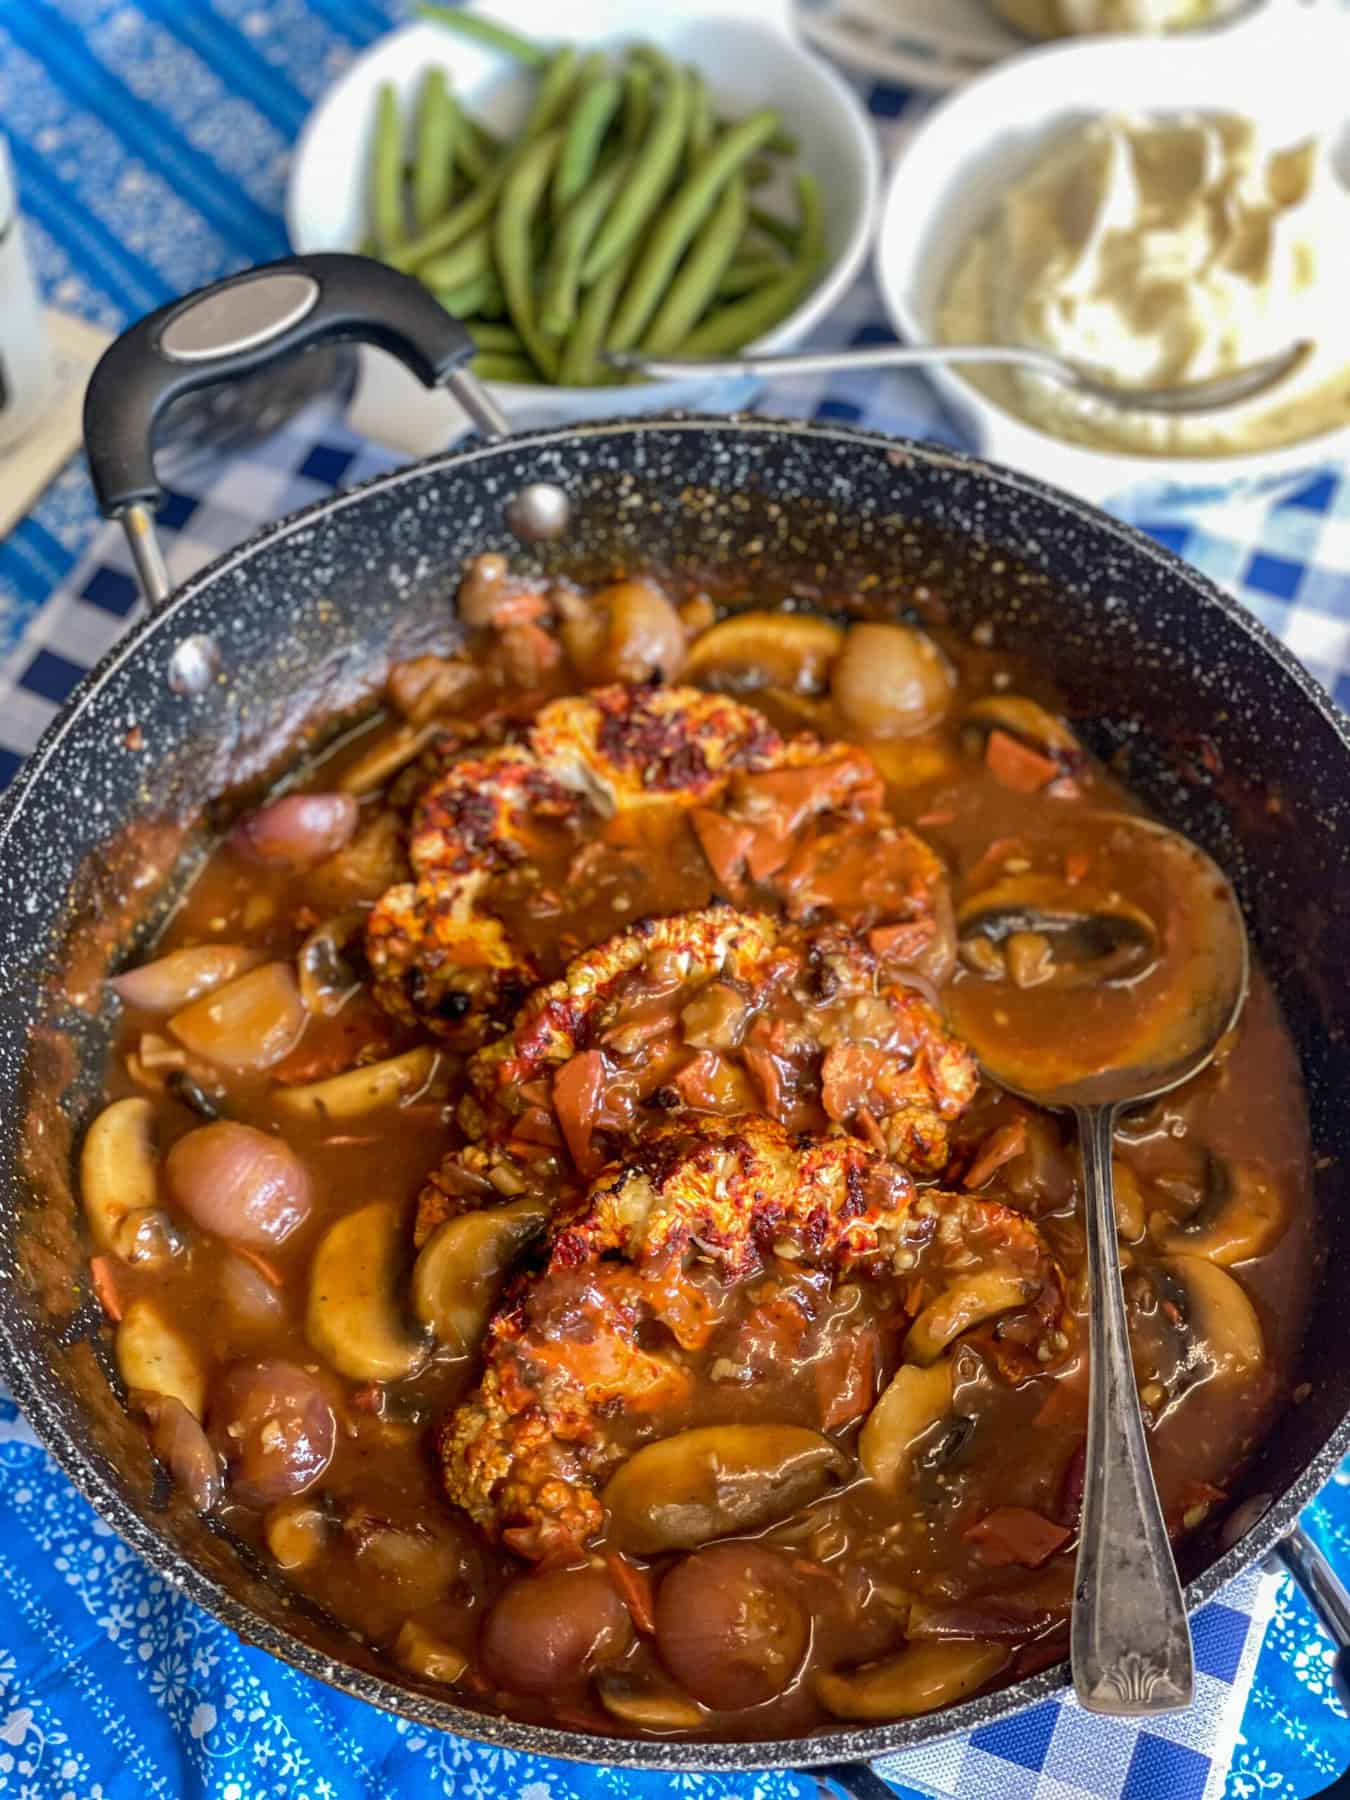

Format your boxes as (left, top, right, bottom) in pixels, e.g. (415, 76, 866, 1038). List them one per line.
(946, 814, 1250, 1714)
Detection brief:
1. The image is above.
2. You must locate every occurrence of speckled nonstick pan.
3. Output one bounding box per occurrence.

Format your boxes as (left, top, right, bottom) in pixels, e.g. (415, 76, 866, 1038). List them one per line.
(2, 257, 1349, 1775)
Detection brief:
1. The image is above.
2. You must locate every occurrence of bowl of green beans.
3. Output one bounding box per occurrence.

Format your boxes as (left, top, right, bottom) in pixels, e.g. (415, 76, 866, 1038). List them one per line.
(286, 0, 879, 433)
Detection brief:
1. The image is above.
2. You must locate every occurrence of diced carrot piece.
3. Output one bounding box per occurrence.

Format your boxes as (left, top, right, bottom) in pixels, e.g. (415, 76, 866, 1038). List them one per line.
(233, 1244, 284, 1289)
(744, 824, 794, 883)
(985, 730, 1061, 795)
(855, 1105, 887, 1153)
(915, 808, 957, 828)
(1063, 850, 1091, 885)
(962, 1119, 1029, 1190)
(820, 1042, 884, 1123)
(869, 918, 937, 963)
(816, 1332, 878, 1431)
(513, 1105, 564, 1149)
(690, 809, 753, 890)
(1033, 1378, 1088, 1430)
(605, 1552, 657, 1634)
(742, 1045, 788, 1123)
(88, 1256, 122, 1323)
(963, 1506, 1071, 1569)
(552, 1049, 606, 1178)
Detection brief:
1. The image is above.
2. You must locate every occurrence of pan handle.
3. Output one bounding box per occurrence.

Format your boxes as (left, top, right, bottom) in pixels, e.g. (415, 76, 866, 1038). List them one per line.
(82, 252, 508, 607)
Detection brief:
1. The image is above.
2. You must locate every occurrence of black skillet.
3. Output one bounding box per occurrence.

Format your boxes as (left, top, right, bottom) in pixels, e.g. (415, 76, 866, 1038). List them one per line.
(1, 254, 1349, 1778)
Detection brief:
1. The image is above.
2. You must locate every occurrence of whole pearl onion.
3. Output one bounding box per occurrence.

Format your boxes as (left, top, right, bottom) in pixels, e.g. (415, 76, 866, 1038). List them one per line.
(230, 793, 359, 868)
(480, 1566, 634, 1696)
(166, 1122, 312, 1248)
(209, 1360, 336, 1505)
(655, 1543, 808, 1710)
(830, 623, 954, 739)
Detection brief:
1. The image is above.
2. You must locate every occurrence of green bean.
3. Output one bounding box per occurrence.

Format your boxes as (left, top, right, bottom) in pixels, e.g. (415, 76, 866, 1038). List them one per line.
(749, 203, 798, 253)
(627, 43, 675, 76)
(493, 126, 563, 379)
(715, 250, 785, 298)
(419, 225, 492, 291)
(456, 112, 501, 182)
(414, 4, 549, 67)
(525, 45, 583, 137)
(388, 46, 578, 272)
(552, 71, 622, 217)
(679, 172, 823, 354)
(473, 269, 506, 317)
(582, 66, 691, 283)
(470, 320, 526, 353)
(765, 125, 798, 155)
(412, 69, 458, 230)
(606, 109, 778, 350)
(435, 270, 499, 317)
(370, 83, 406, 252)
(641, 173, 746, 354)
(560, 237, 639, 386)
(539, 154, 631, 337)
(619, 65, 652, 153)
(685, 71, 713, 168)
(472, 352, 540, 383)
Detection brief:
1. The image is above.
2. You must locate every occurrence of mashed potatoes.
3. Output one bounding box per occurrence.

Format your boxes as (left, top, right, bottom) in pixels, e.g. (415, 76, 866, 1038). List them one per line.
(991, 0, 1228, 35)
(938, 112, 1350, 457)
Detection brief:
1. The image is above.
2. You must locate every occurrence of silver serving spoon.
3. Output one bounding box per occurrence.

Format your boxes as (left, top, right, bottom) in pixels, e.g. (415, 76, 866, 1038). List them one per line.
(946, 814, 1249, 1714)
(606, 341, 1311, 416)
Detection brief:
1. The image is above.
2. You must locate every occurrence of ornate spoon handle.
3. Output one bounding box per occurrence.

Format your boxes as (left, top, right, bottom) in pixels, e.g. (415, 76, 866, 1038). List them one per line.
(1071, 1101, 1194, 1714)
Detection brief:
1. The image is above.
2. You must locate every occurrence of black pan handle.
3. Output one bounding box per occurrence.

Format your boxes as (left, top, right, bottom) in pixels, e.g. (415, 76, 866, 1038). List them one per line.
(83, 253, 507, 601)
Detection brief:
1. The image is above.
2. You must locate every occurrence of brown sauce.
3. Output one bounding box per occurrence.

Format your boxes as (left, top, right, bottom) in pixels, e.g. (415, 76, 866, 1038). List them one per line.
(82, 566, 1313, 1740)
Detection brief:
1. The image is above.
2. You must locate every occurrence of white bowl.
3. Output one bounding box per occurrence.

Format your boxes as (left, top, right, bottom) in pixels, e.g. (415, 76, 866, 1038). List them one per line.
(287, 0, 879, 450)
(795, 0, 1274, 93)
(873, 7, 1350, 505)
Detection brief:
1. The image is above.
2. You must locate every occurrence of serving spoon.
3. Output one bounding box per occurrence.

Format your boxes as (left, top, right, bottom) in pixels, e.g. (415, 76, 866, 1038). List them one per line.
(946, 814, 1250, 1714)
(607, 341, 1311, 416)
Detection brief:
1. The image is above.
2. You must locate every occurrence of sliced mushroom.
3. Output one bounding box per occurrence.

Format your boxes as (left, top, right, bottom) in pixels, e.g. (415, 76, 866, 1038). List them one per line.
(297, 910, 365, 1017)
(80, 1096, 158, 1254)
(338, 720, 438, 796)
(596, 1671, 705, 1731)
(560, 580, 686, 685)
(411, 1197, 548, 1357)
(1159, 1255, 1265, 1383)
(962, 695, 1081, 763)
(816, 1639, 1009, 1720)
(116, 1298, 206, 1419)
(1151, 1157, 1284, 1266)
(305, 1199, 427, 1382)
(904, 1269, 1034, 1365)
(168, 962, 306, 1072)
(272, 1047, 440, 1122)
(108, 944, 265, 1012)
(393, 1619, 469, 1687)
(957, 875, 1158, 990)
(684, 611, 844, 696)
(264, 1496, 331, 1571)
(858, 1360, 955, 1492)
(601, 1423, 849, 1555)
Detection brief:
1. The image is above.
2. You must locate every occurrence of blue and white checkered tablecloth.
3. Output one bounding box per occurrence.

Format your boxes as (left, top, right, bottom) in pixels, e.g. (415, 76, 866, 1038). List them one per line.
(1, 7, 1349, 1800)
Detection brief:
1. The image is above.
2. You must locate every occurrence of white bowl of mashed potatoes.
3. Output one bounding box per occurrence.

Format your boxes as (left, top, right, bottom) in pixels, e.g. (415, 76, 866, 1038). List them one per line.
(875, 14, 1350, 503)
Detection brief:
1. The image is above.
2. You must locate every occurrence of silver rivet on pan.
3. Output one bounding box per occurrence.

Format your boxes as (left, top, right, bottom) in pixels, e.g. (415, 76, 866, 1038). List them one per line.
(168, 633, 221, 696)
(506, 483, 571, 543)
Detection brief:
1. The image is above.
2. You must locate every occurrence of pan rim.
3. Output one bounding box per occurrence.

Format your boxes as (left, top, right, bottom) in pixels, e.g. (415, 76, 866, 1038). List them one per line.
(1, 413, 1347, 1769)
